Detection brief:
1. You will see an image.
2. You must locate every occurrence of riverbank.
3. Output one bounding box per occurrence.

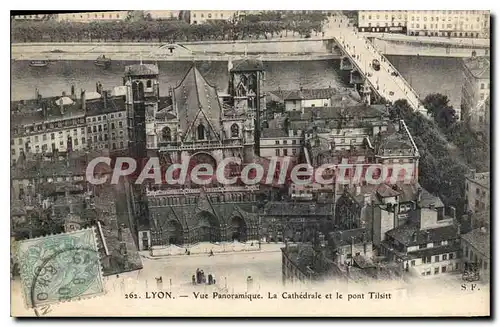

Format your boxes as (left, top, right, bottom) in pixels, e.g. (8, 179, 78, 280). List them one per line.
(11, 40, 339, 62)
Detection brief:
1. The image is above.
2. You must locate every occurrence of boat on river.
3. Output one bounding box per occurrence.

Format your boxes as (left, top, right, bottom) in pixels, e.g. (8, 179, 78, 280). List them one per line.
(94, 55, 111, 68)
(29, 60, 49, 67)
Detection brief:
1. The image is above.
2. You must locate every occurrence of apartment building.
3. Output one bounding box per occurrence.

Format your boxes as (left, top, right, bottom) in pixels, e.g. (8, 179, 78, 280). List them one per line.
(461, 56, 490, 127)
(465, 170, 489, 214)
(357, 10, 407, 33)
(57, 11, 128, 23)
(189, 11, 237, 25)
(358, 10, 490, 38)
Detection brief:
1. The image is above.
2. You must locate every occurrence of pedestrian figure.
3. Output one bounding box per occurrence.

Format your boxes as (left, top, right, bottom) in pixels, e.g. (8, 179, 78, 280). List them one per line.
(209, 250, 214, 257)
(196, 268, 201, 284)
(208, 274, 213, 285)
(156, 276, 163, 289)
(192, 274, 196, 285)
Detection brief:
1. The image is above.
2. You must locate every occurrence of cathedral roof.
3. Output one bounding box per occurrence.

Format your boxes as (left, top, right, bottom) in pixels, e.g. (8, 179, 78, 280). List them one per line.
(231, 58, 264, 72)
(173, 65, 222, 142)
(125, 64, 159, 76)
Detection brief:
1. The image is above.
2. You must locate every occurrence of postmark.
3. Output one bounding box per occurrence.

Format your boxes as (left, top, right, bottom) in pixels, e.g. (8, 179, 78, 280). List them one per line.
(17, 228, 104, 308)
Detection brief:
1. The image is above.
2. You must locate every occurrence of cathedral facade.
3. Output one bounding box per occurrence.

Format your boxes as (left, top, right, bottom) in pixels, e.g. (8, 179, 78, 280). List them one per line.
(129, 59, 266, 249)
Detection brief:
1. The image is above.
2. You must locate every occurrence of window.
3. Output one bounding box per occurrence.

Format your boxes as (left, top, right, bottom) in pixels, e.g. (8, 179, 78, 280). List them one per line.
(92, 117, 96, 122)
(441, 266, 447, 273)
(419, 244, 426, 249)
(18, 139, 22, 145)
(275, 149, 280, 156)
(111, 123, 115, 129)
(484, 262, 488, 270)
(98, 125, 102, 132)
(34, 136, 39, 142)
(118, 113, 122, 118)
(442, 254, 448, 260)
(193, 13, 196, 18)
(147, 80, 152, 88)
(162, 127, 171, 142)
(275, 141, 279, 145)
(118, 121, 123, 128)
(283, 140, 287, 145)
(449, 253, 454, 260)
(292, 149, 297, 155)
(74, 139, 79, 146)
(411, 260, 415, 266)
(208, 13, 212, 18)
(93, 126, 97, 133)
(42, 144, 47, 152)
(283, 149, 288, 156)
(197, 124, 205, 140)
(434, 255, 440, 262)
(82, 138, 85, 144)
(51, 133, 55, 140)
(434, 267, 439, 274)
(59, 141, 64, 146)
(11, 149, 15, 155)
(426, 270, 431, 276)
(230, 123, 239, 138)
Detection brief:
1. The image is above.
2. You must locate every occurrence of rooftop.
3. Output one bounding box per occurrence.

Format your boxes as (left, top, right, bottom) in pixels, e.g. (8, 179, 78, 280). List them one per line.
(463, 56, 490, 79)
(386, 223, 459, 247)
(261, 128, 288, 138)
(125, 63, 159, 76)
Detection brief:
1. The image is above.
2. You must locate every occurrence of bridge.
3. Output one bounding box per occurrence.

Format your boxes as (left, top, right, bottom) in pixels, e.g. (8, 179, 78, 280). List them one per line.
(324, 14, 428, 114)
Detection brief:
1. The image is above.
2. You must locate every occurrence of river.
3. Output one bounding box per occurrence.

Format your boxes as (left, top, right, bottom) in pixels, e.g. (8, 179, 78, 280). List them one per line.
(11, 56, 465, 109)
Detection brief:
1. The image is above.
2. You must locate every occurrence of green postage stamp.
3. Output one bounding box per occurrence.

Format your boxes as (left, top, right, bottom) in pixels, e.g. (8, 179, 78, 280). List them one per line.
(17, 228, 104, 308)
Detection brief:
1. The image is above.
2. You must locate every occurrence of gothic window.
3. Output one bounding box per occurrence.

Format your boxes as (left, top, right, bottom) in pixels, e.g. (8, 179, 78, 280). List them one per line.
(162, 127, 172, 142)
(230, 123, 239, 138)
(197, 124, 205, 140)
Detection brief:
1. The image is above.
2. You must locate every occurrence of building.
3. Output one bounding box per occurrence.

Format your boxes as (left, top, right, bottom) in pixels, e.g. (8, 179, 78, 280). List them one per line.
(260, 116, 303, 162)
(461, 56, 490, 127)
(85, 83, 129, 152)
(358, 10, 490, 38)
(146, 11, 181, 20)
(11, 88, 87, 163)
(377, 184, 462, 278)
(57, 11, 128, 23)
(189, 10, 237, 25)
(12, 14, 54, 21)
(460, 227, 490, 282)
(464, 170, 490, 214)
(357, 10, 407, 33)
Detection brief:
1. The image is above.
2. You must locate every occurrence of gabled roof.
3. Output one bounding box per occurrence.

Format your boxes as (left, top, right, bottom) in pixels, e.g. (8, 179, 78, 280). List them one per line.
(173, 65, 222, 142)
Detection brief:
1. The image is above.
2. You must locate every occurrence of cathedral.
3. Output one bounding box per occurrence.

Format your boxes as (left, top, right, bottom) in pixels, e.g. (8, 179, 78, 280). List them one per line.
(124, 59, 267, 250)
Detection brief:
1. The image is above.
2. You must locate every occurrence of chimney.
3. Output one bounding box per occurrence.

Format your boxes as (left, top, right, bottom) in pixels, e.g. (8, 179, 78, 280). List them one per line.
(429, 203, 435, 210)
(59, 99, 65, 115)
(81, 90, 86, 111)
(102, 90, 108, 109)
(449, 206, 456, 219)
(35, 88, 39, 103)
(97, 81, 103, 94)
(41, 101, 48, 119)
(363, 193, 371, 206)
(412, 232, 417, 242)
(355, 184, 361, 196)
(71, 84, 75, 99)
(417, 187, 422, 204)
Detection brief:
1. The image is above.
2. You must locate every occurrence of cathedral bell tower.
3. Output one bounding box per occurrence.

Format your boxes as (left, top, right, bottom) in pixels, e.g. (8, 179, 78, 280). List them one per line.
(124, 63, 160, 248)
(229, 59, 266, 156)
